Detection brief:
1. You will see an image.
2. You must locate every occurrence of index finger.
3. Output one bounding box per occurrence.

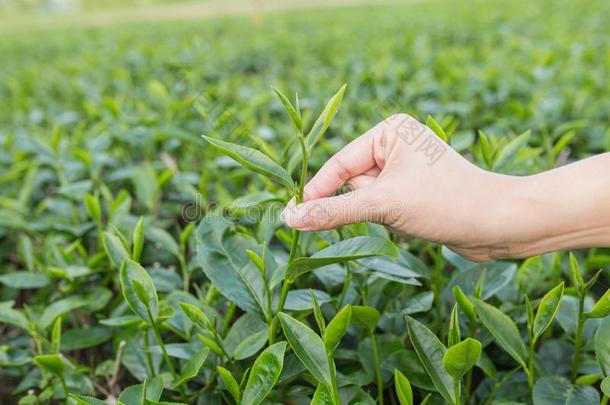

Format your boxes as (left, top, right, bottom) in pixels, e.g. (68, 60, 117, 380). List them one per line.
(303, 123, 382, 201)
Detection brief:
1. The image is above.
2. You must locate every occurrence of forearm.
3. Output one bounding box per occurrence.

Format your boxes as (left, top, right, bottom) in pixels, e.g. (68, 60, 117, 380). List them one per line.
(485, 153, 610, 258)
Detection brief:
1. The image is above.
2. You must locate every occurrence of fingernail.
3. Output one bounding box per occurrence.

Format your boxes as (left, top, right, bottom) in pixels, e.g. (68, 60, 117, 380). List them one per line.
(280, 197, 297, 225)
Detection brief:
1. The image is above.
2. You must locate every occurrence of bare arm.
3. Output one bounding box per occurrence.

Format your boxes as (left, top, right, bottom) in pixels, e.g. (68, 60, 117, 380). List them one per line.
(281, 114, 610, 262)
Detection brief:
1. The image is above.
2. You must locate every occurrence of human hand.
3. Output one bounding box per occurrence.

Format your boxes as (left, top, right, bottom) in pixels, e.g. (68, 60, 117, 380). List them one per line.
(280, 114, 522, 262)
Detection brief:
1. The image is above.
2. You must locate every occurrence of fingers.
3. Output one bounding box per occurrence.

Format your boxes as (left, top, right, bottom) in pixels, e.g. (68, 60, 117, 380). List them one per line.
(303, 125, 380, 202)
(345, 172, 378, 190)
(281, 188, 385, 231)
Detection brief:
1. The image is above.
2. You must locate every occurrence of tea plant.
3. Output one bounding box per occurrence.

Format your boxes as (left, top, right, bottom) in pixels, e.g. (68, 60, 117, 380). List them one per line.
(1, 0, 610, 403)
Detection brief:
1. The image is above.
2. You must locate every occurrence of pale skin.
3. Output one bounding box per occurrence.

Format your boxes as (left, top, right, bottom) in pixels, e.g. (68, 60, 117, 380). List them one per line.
(281, 114, 610, 262)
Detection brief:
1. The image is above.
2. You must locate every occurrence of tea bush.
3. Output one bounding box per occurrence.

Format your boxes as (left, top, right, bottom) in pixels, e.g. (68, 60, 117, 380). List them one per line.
(0, 0, 609, 404)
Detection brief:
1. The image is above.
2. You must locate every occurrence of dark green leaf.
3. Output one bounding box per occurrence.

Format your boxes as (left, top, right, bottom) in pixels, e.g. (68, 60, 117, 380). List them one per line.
(533, 375, 599, 405)
(323, 305, 351, 353)
(172, 347, 209, 388)
(217, 366, 240, 402)
(202, 136, 294, 189)
(405, 316, 454, 403)
(472, 298, 528, 369)
(442, 338, 481, 379)
(241, 342, 287, 405)
(533, 282, 564, 340)
(394, 369, 413, 405)
(119, 259, 159, 324)
(278, 312, 332, 389)
(0, 271, 49, 289)
(288, 236, 398, 280)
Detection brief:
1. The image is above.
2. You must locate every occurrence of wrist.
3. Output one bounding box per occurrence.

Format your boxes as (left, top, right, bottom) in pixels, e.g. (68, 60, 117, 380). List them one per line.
(483, 161, 610, 259)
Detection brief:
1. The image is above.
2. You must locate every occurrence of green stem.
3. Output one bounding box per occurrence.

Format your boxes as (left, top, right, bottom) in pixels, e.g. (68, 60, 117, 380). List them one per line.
(464, 322, 476, 404)
(337, 266, 352, 308)
(150, 319, 188, 400)
(142, 327, 154, 378)
(453, 378, 461, 405)
(371, 332, 384, 405)
(149, 319, 177, 379)
(327, 351, 341, 405)
(601, 395, 609, 405)
(527, 336, 536, 390)
(482, 367, 519, 405)
(269, 276, 293, 344)
(571, 293, 586, 381)
(179, 254, 189, 292)
(432, 245, 444, 339)
(269, 135, 308, 343)
(59, 375, 69, 400)
(222, 302, 237, 337)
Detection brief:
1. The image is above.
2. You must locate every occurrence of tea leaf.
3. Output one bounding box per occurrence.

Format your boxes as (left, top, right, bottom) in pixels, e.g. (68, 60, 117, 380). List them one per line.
(172, 347, 209, 388)
(595, 316, 610, 375)
(310, 384, 333, 405)
(601, 376, 610, 397)
(119, 259, 159, 324)
(533, 282, 564, 340)
(533, 375, 599, 405)
(492, 130, 531, 171)
(202, 136, 294, 189)
(279, 312, 332, 389)
(179, 303, 212, 331)
(305, 84, 347, 152)
(425, 115, 448, 142)
(273, 87, 303, 132)
(452, 285, 476, 322)
(323, 305, 351, 353)
(447, 304, 460, 347)
(0, 302, 29, 331)
(33, 354, 64, 378)
(288, 84, 347, 171)
(196, 214, 267, 317)
(132, 217, 145, 261)
(442, 338, 481, 379)
(0, 271, 49, 289)
(217, 366, 240, 402)
(288, 236, 398, 280)
(69, 395, 107, 405)
(351, 305, 380, 332)
(394, 369, 413, 405)
(569, 253, 584, 288)
(583, 288, 610, 318)
(310, 289, 327, 334)
(102, 231, 130, 269)
(232, 330, 268, 360)
(242, 342, 287, 405)
(472, 298, 528, 369)
(405, 316, 455, 403)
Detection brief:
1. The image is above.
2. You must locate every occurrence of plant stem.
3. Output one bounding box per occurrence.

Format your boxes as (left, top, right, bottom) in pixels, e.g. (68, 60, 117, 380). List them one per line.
(464, 322, 476, 404)
(527, 336, 535, 390)
(150, 322, 177, 378)
(337, 266, 352, 308)
(179, 254, 189, 292)
(601, 395, 609, 405)
(431, 245, 444, 339)
(269, 134, 308, 343)
(371, 332, 384, 405)
(454, 378, 461, 405)
(327, 351, 341, 405)
(571, 293, 586, 381)
(482, 367, 519, 405)
(269, 275, 293, 344)
(142, 327, 154, 378)
(222, 302, 236, 336)
(150, 318, 188, 400)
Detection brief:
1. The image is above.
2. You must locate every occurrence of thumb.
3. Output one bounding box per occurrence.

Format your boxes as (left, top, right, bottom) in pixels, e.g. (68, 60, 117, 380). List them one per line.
(281, 188, 386, 231)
